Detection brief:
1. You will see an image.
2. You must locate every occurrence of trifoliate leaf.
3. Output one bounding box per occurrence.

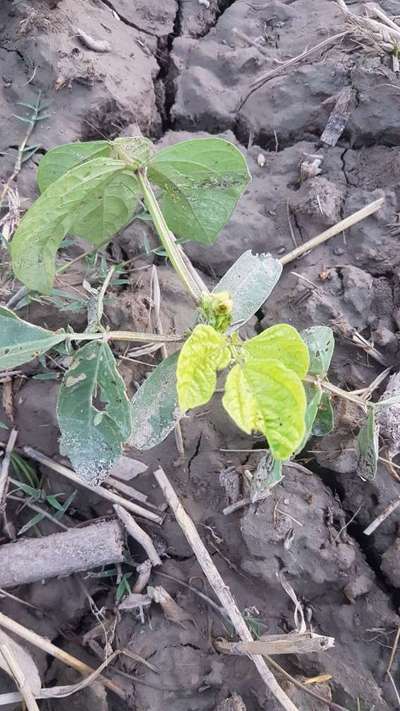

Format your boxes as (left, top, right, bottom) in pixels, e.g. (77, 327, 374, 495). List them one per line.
(58, 340, 132, 484)
(301, 326, 334, 376)
(11, 158, 140, 293)
(244, 324, 309, 379)
(177, 324, 230, 412)
(0, 305, 65, 368)
(148, 138, 250, 244)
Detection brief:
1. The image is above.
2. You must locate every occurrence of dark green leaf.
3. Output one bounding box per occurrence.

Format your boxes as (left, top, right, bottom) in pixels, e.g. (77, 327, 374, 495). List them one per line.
(357, 407, 379, 481)
(130, 352, 179, 450)
(58, 341, 132, 483)
(250, 453, 283, 502)
(0, 305, 65, 369)
(213, 250, 282, 331)
(302, 326, 334, 376)
(312, 392, 334, 436)
(11, 158, 140, 293)
(148, 138, 250, 244)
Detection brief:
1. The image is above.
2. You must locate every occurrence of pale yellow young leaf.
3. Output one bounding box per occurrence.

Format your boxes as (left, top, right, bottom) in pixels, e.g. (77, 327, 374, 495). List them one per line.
(177, 325, 230, 413)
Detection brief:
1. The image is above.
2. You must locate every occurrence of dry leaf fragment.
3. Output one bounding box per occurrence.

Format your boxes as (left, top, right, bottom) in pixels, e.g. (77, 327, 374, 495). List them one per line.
(147, 585, 195, 628)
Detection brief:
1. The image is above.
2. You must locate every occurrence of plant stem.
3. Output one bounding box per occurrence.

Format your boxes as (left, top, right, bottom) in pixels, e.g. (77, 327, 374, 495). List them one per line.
(137, 169, 203, 303)
(305, 376, 368, 410)
(69, 330, 183, 344)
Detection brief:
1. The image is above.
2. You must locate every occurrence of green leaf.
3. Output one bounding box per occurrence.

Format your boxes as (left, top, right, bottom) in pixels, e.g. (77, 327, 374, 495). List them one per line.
(0, 305, 65, 368)
(295, 382, 322, 453)
(37, 141, 111, 192)
(222, 364, 260, 434)
(130, 352, 179, 450)
(250, 453, 283, 502)
(57, 341, 132, 484)
(244, 324, 309, 379)
(312, 392, 334, 436)
(357, 407, 379, 482)
(301, 326, 334, 376)
(11, 158, 140, 293)
(242, 359, 306, 460)
(177, 324, 230, 412)
(213, 250, 282, 331)
(148, 138, 250, 244)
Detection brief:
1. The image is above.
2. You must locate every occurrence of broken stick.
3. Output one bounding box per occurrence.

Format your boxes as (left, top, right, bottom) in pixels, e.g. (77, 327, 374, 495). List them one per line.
(114, 504, 162, 566)
(215, 631, 334, 656)
(0, 519, 125, 588)
(154, 466, 299, 711)
(23, 446, 162, 524)
(0, 612, 125, 699)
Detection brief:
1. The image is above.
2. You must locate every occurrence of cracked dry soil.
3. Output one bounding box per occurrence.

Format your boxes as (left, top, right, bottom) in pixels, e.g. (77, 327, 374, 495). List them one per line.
(2, 0, 400, 709)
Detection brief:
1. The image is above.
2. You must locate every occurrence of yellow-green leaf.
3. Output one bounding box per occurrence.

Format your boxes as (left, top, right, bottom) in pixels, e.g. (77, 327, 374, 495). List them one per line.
(177, 325, 230, 412)
(243, 358, 306, 460)
(244, 324, 309, 379)
(222, 364, 260, 434)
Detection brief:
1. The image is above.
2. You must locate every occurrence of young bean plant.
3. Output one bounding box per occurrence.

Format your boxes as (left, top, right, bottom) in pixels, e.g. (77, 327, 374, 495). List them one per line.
(1, 135, 341, 487)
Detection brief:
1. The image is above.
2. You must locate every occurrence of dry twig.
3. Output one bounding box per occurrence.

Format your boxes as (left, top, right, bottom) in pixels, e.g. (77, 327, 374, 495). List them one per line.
(114, 504, 162, 566)
(0, 611, 125, 699)
(23, 446, 162, 523)
(154, 466, 299, 711)
(0, 428, 17, 512)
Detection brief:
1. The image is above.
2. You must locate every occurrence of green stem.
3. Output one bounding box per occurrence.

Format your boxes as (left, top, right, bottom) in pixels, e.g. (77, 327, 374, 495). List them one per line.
(69, 331, 183, 344)
(137, 169, 203, 303)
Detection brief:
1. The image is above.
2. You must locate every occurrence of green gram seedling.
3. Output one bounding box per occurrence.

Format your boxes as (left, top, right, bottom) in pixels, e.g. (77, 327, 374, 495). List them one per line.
(2, 135, 340, 485)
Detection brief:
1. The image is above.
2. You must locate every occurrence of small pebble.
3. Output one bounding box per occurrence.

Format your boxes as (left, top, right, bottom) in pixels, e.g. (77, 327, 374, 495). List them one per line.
(257, 152, 266, 167)
(198, 0, 210, 6)
(333, 246, 345, 256)
(277, 246, 286, 255)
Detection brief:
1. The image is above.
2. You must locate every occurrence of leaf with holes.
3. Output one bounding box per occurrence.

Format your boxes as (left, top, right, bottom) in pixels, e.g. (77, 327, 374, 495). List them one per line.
(0, 306, 65, 369)
(250, 453, 283, 502)
(244, 324, 309, 379)
(302, 326, 334, 376)
(177, 325, 230, 412)
(213, 250, 282, 331)
(130, 352, 179, 450)
(148, 138, 250, 244)
(312, 392, 335, 436)
(11, 158, 140, 293)
(57, 340, 132, 483)
(357, 407, 379, 482)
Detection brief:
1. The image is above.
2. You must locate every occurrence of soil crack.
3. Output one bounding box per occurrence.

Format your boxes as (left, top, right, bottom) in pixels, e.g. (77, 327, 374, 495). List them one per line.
(97, 0, 159, 37)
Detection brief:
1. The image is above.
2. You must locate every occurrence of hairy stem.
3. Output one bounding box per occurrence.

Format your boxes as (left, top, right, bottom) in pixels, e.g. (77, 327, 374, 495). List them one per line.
(137, 169, 203, 303)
